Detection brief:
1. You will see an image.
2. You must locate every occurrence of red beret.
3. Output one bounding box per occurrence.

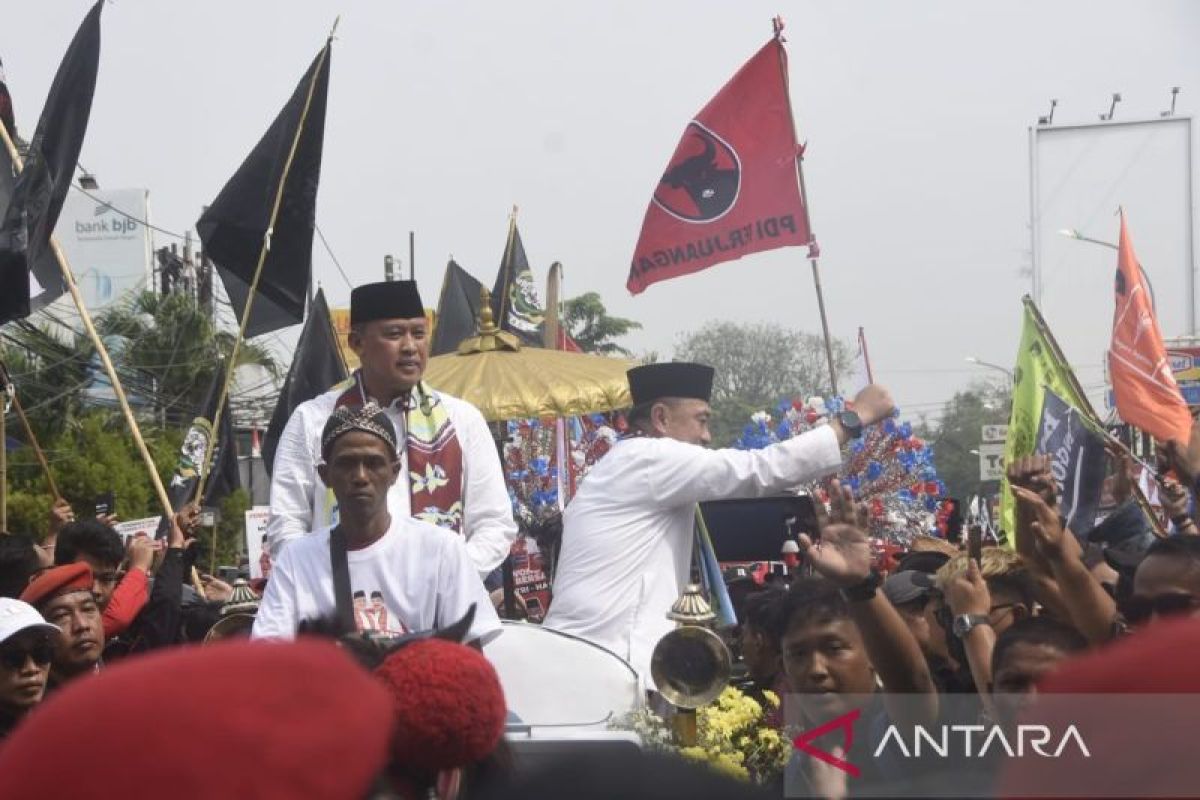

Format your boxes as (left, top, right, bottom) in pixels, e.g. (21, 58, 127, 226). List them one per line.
(997, 616, 1200, 798)
(0, 640, 396, 799)
(374, 639, 507, 773)
(19, 562, 92, 608)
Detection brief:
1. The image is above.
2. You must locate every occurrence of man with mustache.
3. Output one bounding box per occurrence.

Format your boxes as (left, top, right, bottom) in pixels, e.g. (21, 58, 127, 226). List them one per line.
(20, 562, 104, 692)
(266, 280, 515, 577)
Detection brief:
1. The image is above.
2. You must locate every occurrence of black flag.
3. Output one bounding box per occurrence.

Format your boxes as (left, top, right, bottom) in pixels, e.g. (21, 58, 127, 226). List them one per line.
(0, 1, 102, 324)
(158, 367, 241, 535)
(0, 56, 17, 141)
(197, 43, 331, 337)
(490, 218, 545, 346)
(262, 288, 347, 473)
(1035, 387, 1107, 536)
(432, 259, 484, 355)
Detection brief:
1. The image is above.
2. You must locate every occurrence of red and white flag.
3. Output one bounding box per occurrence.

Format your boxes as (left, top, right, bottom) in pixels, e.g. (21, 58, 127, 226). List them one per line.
(1108, 210, 1192, 443)
(627, 30, 814, 295)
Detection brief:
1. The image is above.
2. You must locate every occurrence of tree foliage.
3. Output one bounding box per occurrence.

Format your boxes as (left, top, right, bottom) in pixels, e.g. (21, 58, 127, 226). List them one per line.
(562, 292, 642, 356)
(97, 291, 279, 427)
(920, 381, 1010, 501)
(674, 321, 851, 446)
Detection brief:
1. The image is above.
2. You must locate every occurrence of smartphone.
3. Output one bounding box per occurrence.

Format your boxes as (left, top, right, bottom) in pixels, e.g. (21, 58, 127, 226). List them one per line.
(968, 523, 983, 564)
(94, 491, 115, 517)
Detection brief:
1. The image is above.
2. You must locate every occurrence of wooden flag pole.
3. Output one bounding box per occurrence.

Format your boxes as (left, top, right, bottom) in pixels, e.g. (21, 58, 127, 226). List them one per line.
(810, 259, 839, 397)
(194, 29, 334, 504)
(0, 122, 174, 518)
(0, 362, 60, 499)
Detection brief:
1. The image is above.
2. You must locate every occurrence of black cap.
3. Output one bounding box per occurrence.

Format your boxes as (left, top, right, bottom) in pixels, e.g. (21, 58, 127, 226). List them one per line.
(627, 362, 714, 406)
(349, 280, 424, 325)
(882, 570, 936, 605)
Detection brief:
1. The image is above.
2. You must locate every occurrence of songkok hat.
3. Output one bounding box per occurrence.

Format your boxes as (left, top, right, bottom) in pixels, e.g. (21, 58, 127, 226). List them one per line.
(627, 362, 714, 406)
(0, 640, 396, 799)
(19, 562, 93, 609)
(321, 401, 399, 461)
(350, 280, 424, 325)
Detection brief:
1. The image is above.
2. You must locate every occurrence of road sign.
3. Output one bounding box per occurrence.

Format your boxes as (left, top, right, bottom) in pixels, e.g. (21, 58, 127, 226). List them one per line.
(981, 425, 1008, 444)
(979, 442, 1006, 481)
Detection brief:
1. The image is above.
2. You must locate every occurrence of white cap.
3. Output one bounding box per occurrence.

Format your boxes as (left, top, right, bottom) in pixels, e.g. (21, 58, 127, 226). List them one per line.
(781, 540, 801, 554)
(0, 598, 61, 646)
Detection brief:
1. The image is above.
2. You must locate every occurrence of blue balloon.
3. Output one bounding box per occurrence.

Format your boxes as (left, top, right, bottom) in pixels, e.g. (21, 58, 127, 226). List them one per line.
(867, 461, 883, 480)
(899, 422, 913, 438)
(924, 497, 938, 511)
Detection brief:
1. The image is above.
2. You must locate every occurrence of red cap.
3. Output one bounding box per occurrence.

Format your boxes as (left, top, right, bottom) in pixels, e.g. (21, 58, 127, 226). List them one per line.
(374, 639, 507, 773)
(0, 640, 395, 799)
(19, 562, 92, 608)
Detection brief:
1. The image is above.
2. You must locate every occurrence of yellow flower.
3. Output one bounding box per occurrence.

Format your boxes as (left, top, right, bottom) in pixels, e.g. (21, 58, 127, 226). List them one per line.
(678, 746, 707, 762)
(712, 753, 750, 782)
(763, 690, 780, 708)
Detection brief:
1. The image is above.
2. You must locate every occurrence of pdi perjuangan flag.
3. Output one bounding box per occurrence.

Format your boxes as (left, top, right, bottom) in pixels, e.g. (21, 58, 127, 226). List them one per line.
(0, 1, 102, 324)
(627, 32, 813, 295)
(197, 42, 330, 337)
(1035, 387, 1107, 536)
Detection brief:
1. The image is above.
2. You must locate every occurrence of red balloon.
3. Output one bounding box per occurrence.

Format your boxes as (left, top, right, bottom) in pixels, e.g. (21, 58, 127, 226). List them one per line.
(805, 410, 819, 424)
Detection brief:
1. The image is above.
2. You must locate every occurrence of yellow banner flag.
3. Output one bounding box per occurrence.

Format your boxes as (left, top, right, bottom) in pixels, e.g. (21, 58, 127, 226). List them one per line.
(1000, 296, 1099, 542)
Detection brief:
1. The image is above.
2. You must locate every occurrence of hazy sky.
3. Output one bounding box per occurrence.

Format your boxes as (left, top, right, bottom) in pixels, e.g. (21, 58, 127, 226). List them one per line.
(6, 1, 1200, 427)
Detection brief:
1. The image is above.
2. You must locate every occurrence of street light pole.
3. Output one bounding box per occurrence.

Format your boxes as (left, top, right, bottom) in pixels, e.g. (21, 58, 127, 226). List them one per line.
(965, 356, 1014, 388)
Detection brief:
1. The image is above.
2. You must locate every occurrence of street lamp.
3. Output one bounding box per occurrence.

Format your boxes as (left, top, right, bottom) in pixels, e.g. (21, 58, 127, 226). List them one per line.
(1058, 227, 1157, 311)
(965, 356, 1014, 384)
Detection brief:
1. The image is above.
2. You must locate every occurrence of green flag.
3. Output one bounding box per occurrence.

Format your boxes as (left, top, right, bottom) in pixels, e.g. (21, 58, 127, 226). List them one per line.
(1000, 296, 1098, 542)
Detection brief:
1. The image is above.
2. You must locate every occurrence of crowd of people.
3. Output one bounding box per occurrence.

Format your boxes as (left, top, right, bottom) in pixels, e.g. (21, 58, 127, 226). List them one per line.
(1, 277, 1199, 799)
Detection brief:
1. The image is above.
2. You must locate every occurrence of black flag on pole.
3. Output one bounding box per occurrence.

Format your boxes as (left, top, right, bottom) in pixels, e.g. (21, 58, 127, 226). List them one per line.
(197, 44, 331, 337)
(262, 288, 347, 473)
(432, 259, 484, 356)
(490, 218, 545, 346)
(1035, 386, 1107, 536)
(157, 367, 240, 536)
(0, 1, 102, 324)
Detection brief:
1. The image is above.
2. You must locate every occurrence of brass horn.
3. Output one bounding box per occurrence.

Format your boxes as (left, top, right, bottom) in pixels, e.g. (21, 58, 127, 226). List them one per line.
(203, 579, 261, 644)
(649, 584, 731, 709)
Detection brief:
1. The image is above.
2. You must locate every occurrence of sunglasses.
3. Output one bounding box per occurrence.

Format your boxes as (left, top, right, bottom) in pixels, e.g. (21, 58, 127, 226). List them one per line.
(1122, 592, 1200, 625)
(0, 643, 54, 671)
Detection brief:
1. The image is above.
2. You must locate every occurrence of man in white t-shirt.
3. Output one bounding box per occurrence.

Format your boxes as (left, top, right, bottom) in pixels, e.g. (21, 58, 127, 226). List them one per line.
(252, 403, 500, 644)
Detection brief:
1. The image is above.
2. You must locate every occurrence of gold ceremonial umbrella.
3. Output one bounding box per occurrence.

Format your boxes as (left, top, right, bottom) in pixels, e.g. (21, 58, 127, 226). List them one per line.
(423, 290, 635, 422)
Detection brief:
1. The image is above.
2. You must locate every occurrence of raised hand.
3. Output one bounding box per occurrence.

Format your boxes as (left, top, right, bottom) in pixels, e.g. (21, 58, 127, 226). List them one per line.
(1159, 417, 1200, 487)
(1006, 454, 1057, 507)
(799, 480, 873, 588)
(48, 498, 75, 535)
(1011, 485, 1070, 562)
(850, 385, 896, 427)
(945, 556, 991, 617)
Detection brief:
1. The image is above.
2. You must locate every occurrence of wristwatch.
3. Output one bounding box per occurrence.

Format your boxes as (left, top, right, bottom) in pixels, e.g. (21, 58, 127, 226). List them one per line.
(840, 569, 881, 602)
(952, 614, 990, 639)
(837, 410, 864, 440)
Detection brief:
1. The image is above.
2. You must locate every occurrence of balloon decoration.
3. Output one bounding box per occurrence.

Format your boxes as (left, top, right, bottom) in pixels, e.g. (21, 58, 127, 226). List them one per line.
(503, 413, 623, 524)
(734, 396, 946, 546)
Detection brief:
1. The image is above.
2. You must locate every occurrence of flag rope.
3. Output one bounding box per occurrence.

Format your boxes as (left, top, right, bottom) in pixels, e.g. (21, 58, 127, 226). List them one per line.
(194, 27, 335, 503)
(0, 120, 175, 517)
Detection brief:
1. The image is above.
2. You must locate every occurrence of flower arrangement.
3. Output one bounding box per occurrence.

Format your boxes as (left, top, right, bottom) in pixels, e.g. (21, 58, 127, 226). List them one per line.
(613, 686, 791, 785)
(734, 395, 945, 546)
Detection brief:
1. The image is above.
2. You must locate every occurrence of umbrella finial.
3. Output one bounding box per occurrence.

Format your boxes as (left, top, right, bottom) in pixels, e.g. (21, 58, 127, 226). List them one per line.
(457, 287, 521, 354)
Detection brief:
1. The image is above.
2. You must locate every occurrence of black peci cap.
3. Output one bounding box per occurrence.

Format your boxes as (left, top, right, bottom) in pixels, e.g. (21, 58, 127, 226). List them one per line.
(627, 362, 715, 406)
(349, 280, 424, 325)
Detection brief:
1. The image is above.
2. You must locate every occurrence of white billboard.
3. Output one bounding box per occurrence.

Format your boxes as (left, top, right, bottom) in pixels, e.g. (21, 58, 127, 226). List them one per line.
(53, 187, 153, 311)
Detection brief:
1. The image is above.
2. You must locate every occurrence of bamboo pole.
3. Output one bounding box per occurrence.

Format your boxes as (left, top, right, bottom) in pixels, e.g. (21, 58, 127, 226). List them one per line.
(0, 122, 174, 518)
(1, 385, 6, 531)
(1, 359, 60, 498)
(194, 30, 334, 503)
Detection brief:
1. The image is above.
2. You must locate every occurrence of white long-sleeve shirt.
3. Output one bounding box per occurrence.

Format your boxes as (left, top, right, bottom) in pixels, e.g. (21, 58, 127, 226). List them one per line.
(543, 425, 842, 683)
(265, 385, 517, 576)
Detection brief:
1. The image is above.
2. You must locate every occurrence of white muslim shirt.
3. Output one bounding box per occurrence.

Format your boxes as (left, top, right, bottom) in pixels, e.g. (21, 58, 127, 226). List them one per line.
(543, 424, 842, 684)
(251, 514, 502, 644)
(266, 383, 516, 576)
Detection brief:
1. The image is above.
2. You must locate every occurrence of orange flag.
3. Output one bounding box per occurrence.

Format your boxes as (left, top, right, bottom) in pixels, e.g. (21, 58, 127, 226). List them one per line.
(1108, 210, 1193, 443)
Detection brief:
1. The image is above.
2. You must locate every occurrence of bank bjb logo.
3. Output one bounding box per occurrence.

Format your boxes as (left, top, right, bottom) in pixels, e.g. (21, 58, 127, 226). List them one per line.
(652, 121, 741, 223)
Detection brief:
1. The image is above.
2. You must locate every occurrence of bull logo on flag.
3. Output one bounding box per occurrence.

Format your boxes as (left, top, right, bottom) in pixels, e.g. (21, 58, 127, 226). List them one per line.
(652, 122, 741, 222)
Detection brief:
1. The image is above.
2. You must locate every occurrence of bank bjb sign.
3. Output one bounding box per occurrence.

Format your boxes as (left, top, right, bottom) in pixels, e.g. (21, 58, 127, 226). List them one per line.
(54, 188, 152, 311)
